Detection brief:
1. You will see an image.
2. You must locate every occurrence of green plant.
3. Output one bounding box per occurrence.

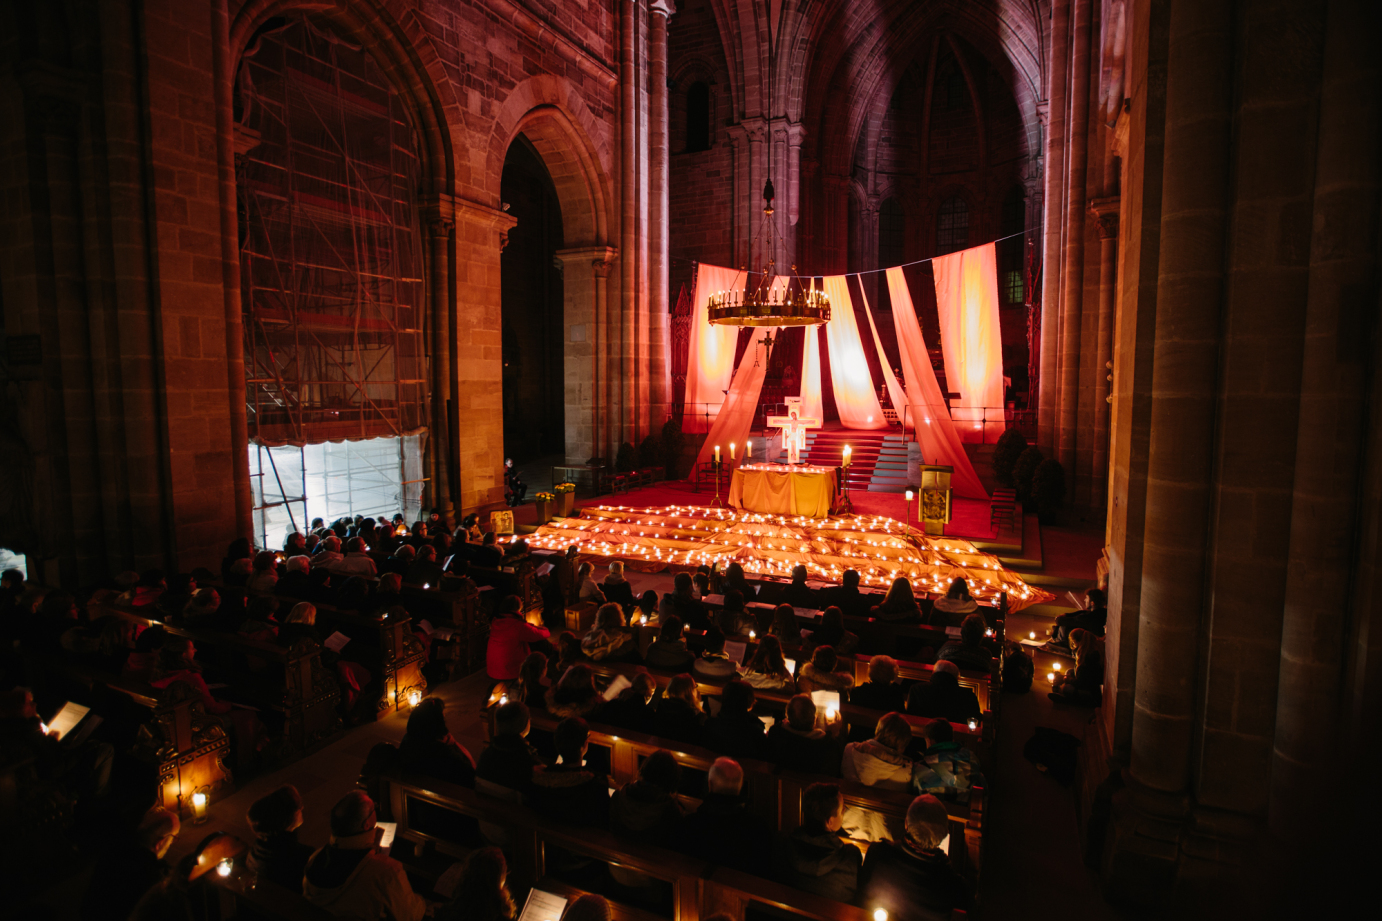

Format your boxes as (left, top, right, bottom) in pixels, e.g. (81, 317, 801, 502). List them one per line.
(616, 441, 636, 473)
(991, 428, 1028, 487)
(1032, 458, 1066, 523)
(638, 435, 661, 470)
(1013, 445, 1045, 502)
(661, 418, 686, 479)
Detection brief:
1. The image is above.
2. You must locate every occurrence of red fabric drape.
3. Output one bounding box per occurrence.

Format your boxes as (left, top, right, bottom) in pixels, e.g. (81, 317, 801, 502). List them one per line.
(886, 267, 988, 500)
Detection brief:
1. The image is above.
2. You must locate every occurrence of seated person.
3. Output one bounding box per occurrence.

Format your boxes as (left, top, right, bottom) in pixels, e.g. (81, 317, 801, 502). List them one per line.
(303, 791, 426, 921)
(575, 562, 606, 604)
(473, 533, 504, 569)
(545, 663, 604, 719)
(246, 553, 280, 593)
(310, 537, 344, 571)
(703, 679, 768, 760)
(654, 673, 706, 745)
(722, 562, 755, 599)
(692, 571, 711, 600)
(274, 556, 315, 601)
(547, 631, 589, 682)
(381, 544, 415, 577)
(716, 590, 755, 637)
(818, 569, 869, 619)
(528, 717, 609, 826)
(609, 749, 685, 884)
(1050, 628, 1105, 706)
(912, 718, 981, 803)
(477, 700, 543, 792)
(803, 606, 858, 657)
(905, 661, 982, 725)
(692, 626, 741, 681)
(850, 655, 906, 712)
(601, 561, 637, 611)
(929, 577, 978, 627)
(858, 794, 973, 915)
(937, 613, 995, 673)
(796, 645, 856, 695)
(123, 624, 167, 679)
(871, 577, 921, 623)
(781, 565, 818, 609)
(579, 603, 636, 661)
(643, 614, 695, 670)
(486, 595, 550, 684)
(768, 694, 845, 777)
(403, 545, 445, 587)
(397, 697, 476, 788)
(513, 651, 550, 709)
(435, 847, 514, 921)
(841, 712, 914, 791)
(246, 785, 314, 893)
(80, 805, 179, 921)
(332, 538, 378, 579)
(276, 601, 323, 648)
(740, 634, 794, 690)
(460, 513, 484, 544)
(1049, 588, 1108, 646)
(768, 604, 804, 652)
(771, 782, 862, 903)
(598, 671, 658, 734)
(632, 589, 660, 625)
(660, 572, 709, 631)
(679, 757, 772, 876)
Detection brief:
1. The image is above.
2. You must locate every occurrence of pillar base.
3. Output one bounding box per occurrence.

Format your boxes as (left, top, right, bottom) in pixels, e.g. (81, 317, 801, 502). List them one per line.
(1102, 773, 1261, 913)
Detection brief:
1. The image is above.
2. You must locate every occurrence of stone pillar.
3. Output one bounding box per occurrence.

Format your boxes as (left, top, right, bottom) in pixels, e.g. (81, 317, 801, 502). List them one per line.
(1107, 0, 1235, 898)
(452, 199, 516, 513)
(619, 0, 638, 451)
(1089, 196, 1119, 512)
(423, 200, 455, 519)
(1058, 0, 1093, 478)
(554, 246, 619, 465)
(1271, 0, 1381, 844)
(821, 174, 850, 275)
(648, 1, 674, 427)
(211, 0, 252, 540)
(746, 118, 767, 271)
(1038, 0, 1071, 455)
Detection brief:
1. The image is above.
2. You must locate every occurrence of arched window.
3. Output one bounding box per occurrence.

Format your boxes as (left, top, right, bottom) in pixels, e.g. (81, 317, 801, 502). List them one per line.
(686, 82, 711, 152)
(936, 196, 969, 255)
(1000, 188, 1026, 304)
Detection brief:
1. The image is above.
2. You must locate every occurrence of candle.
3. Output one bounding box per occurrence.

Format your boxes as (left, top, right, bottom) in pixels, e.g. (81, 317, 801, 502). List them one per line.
(843, 445, 852, 467)
(499, 695, 508, 705)
(217, 859, 233, 878)
(905, 489, 914, 501)
(1047, 672, 1056, 683)
(408, 689, 422, 707)
(191, 791, 208, 822)
(730, 442, 736, 461)
(1052, 662, 1062, 671)
(715, 445, 721, 463)
(746, 439, 752, 458)
(1029, 631, 1036, 640)
(874, 911, 889, 921)
(968, 717, 978, 731)
(826, 705, 838, 721)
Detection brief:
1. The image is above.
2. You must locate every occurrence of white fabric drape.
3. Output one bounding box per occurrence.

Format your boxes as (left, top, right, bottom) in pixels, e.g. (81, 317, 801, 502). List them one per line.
(886, 268, 988, 500)
(932, 243, 1006, 440)
(800, 323, 824, 426)
(820, 276, 887, 429)
(857, 282, 909, 417)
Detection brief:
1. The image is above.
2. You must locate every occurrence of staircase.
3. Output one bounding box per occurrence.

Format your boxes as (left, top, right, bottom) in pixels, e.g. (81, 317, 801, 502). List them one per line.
(772, 430, 887, 491)
(867, 434, 912, 492)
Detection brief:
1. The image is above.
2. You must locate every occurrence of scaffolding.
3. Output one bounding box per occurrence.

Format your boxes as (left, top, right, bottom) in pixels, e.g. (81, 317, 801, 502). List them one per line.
(237, 17, 428, 446)
(235, 17, 429, 544)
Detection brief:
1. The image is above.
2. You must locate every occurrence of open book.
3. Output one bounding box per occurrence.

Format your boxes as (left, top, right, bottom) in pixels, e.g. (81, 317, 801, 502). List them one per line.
(43, 702, 99, 743)
(518, 888, 569, 921)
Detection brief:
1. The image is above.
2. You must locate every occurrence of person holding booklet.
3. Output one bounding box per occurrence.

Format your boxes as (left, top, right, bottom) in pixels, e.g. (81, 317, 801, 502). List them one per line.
(304, 791, 426, 921)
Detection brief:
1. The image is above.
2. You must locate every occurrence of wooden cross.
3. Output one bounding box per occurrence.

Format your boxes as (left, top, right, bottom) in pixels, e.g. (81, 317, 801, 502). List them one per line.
(766, 397, 821, 465)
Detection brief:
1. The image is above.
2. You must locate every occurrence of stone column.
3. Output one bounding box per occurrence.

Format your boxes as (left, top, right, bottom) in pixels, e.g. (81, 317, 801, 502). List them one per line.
(211, 0, 252, 539)
(1089, 196, 1118, 512)
(619, 0, 638, 450)
(648, 1, 674, 427)
(821, 174, 850, 275)
(746, 119, 767, 271)
(423, 198, 455, 519)
(1058, 0, 1093, 477)
(554, 247, 619, 465)
(1271, 0, 1381, 844)
(1038, 0, 1071, 455)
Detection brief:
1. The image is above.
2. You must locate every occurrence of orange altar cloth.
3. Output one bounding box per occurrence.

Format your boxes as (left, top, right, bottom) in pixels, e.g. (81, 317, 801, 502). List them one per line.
(728, 463, 837, 518)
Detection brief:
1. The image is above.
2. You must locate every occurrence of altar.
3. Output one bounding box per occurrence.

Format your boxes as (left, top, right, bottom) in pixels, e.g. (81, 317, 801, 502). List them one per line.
(728, 463, 838, 518)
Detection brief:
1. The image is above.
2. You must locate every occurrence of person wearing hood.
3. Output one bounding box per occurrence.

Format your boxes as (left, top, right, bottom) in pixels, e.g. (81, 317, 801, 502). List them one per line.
(579, 603, 637, 661)
(396, 697, 476, 788)
(655, 673, 707, 745)
(246, 785, 314, 893)
(643, 614, 696, 670)
(678, 757, 772, 875)
(303, 791, 425, 921)
(608, 749, 685, 887)
(477, 700, 544, 793)
(841, 712, 914, 791)
(771, 782, 862, 903)
(528, 717, 609, 826)
(768, 694, 845, 777)
(796, 645, 856, 696)
(858, 794, 973, 915)
(929, 577, 978, 626)
(598, 671, 658, 734)
(545, 664, 604, 719)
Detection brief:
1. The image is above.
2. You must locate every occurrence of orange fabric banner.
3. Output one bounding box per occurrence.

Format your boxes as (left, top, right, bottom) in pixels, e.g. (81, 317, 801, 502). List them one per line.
(886, 267, 988, 500)
(821, 275, 887, 429)
(684, 264, 744, 425)
(800, 322, 824, 425)
(857, 282, 908, 417)
(932, 243, 1006, 440)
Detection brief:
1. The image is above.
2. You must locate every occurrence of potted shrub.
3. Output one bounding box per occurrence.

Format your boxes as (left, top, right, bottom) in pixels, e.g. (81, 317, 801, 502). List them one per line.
(1032, 458, 1066, 524)
(616, 441, 637, 473)
(554, 482, 576, 517)
(638, 434, 662, 478)
(534, 491, 556, 523)
(1013, 446, 1045, 504)
(661, 418, 685, 480)
(991, 428, 1028, 487)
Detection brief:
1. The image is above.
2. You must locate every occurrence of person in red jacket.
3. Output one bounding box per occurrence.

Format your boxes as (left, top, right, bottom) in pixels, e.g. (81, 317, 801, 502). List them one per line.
(486, 595, 550, 683)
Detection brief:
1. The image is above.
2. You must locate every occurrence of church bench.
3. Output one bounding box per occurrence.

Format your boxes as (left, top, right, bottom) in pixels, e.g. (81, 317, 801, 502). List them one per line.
(380, 773, 966, 921)
(206, 872, 337, 921)
(89, 601, 342, 755)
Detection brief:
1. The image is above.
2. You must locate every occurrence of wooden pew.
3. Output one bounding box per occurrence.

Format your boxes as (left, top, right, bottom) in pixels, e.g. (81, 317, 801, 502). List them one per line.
(382, 772, 968, 921)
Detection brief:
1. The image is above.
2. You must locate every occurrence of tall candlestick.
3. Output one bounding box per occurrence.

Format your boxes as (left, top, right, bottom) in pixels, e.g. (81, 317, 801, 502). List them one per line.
(746, 439, 752, 458)
(730, 442, 736, 461)
(714, 445, 721, 464)
(843, 445, 852, 467)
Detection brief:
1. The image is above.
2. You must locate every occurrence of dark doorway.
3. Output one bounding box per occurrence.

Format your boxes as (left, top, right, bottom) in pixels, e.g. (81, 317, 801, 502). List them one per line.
(500, 135, 565, 464)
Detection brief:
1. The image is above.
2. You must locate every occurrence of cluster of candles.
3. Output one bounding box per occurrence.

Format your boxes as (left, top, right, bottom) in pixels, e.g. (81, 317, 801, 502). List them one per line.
(513, 505, 1045, 604)
(712, 441, 752, 463)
